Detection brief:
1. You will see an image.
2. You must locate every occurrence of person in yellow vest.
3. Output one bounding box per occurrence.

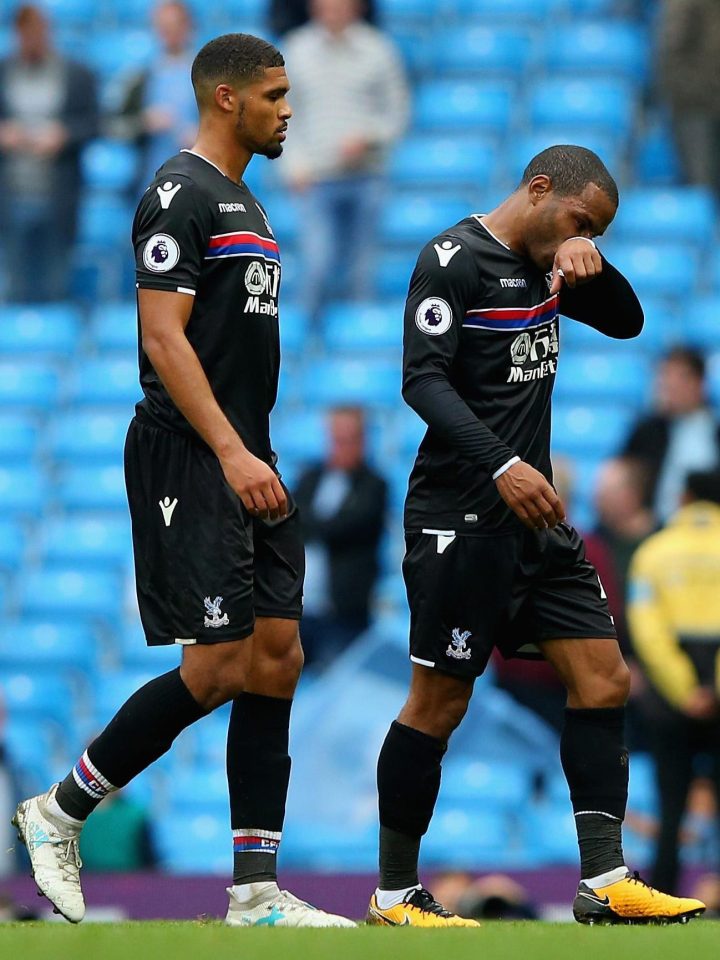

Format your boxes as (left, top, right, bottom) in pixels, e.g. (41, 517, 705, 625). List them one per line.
(628, 469, 720, 894)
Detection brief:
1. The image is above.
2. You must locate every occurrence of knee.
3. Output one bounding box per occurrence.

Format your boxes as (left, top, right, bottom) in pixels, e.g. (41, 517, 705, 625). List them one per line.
(180, 662, 245, 712)
(401, 686, 472, 741)
(571, 658, 631, 709)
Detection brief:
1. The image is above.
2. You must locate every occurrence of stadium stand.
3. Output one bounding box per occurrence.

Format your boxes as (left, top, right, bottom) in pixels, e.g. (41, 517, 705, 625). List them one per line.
(1, 0, 718, 879)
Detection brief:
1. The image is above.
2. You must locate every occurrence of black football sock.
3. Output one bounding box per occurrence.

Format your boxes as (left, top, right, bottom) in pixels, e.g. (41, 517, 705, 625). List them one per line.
(377, 720, 447, 890)
(228, 692, 292, 885)
(560, 706, 628, 880)
(55, 668, 208, 821)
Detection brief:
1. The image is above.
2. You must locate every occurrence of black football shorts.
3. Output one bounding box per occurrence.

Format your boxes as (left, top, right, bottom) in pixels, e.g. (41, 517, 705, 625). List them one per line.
(124, 417, 304, 646)
(403, 521, 616, 679)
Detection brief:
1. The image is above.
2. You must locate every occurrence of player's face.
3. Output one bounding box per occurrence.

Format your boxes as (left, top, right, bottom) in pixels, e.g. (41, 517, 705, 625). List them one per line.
(524, 180, 617, 272)
(236, 66, 292, 160)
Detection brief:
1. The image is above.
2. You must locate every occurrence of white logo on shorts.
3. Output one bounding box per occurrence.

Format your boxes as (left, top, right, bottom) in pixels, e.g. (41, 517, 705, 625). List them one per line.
(446, 628, 472, 660)
(204, 596, 229, 629)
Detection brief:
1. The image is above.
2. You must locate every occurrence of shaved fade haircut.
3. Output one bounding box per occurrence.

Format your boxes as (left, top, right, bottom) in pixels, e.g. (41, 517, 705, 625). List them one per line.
(520, 145, 619, 206)
(191, 33, 284, 108)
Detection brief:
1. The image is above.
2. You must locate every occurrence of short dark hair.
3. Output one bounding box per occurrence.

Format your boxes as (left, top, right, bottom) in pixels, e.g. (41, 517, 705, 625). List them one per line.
(664, 345, 706, 380)
(520, 145, 618, 206)
(191, 33, 284, 106)
(685, 470, 720, 506)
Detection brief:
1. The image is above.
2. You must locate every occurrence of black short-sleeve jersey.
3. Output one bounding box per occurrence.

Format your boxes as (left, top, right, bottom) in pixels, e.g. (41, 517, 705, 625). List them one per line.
(132, 150, 282, 465)
(402, 215, 643, 534)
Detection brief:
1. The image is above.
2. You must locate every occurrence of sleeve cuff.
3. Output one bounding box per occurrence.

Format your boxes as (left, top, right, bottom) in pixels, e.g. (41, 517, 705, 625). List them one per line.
(492, 456, 521, 481)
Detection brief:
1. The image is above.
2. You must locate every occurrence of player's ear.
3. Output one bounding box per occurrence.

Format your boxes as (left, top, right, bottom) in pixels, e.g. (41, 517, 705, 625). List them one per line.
(528, 174, 552, 205)
(213, 83, 235, 114)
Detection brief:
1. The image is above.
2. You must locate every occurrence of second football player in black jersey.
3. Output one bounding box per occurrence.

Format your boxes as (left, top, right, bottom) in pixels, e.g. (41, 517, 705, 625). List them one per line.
(368, 146, 706, 928)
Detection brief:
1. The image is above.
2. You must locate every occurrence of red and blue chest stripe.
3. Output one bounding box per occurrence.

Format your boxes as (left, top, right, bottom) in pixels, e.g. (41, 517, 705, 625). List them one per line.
(464, 293, 559, 331)
(205, 230, 280, 262)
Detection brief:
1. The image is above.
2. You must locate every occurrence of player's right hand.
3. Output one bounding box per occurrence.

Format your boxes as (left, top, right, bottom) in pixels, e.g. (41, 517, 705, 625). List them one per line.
(495, 461, 565, 530)
(220, 449, 288, 521)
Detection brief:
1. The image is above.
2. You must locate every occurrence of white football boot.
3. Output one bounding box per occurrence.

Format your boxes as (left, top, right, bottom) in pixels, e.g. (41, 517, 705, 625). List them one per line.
(12, 784, 85, 923)
(225, 882, 356, 927)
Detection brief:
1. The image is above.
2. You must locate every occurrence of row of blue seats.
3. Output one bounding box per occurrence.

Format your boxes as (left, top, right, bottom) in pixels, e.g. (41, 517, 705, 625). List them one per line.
(0, 19, 650, 82)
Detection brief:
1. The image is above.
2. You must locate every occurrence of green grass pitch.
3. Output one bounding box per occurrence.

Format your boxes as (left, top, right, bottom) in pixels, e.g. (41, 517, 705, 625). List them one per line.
(1, 920, 719, 960)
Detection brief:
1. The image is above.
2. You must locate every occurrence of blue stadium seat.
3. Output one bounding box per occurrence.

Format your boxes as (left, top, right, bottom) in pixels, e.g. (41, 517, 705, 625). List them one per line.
(380, 194, 470, 246)
(682, 297, 720, 353)
(377, 0, 439, 25)
(389, 136, 499, 190)
(552, 403, 633, 458)
(529, 79, 636, 137)
(56, 463, 127, 512)
(554, 352, 651, 406)
(0, 620, 98, 673)
(49, 410, 128, 463)
(0, 413, 40, 462)
(610, 187, 716, 245)
(0, 360, 60, 411)
(3, 716, 59, 782)
(435, 26, 536, 77)
(258, 195, 299, 247)
(270, 409, 327, 463)
(77, 193, 135, 246)
(0, 464, 50, 517)
(40, 0, 99, 26)
(82, 140, 139, 192)
(0, 518, 25, 572)
(628, 751, 658, 815)
(166, 764, 228, 812)
(602, 242, 699, 299)
(301, 358, 400, 407)
(93, 669, 162, 724)
(415, 80, 514, 136)
(39, 515, 130, 570)
(0, 671, 78, 727)
(116, 620, 180, 669)
(279, 303, 310, 357)
(708, 354, 720, 410)
(522, 800, 578, 864)
(68, 357, 140, 407)
(385, 27, 430, 75)
(154, 812, 228, 874)
(441, 757, 531, 805)
(634, 116, 683, 186)
(90, 302, 137, 352)
(84, 29, 157, 78)
(507, 130, 620, 186)
(546, 21, 647, 80)
(376, 250, 417, 297)
(454, 0, 560, 21)
(322, 301, 403, 353)
(18, 567, 123, 625)
(423, 805, 514, 867)
(0, 303, 81, 357)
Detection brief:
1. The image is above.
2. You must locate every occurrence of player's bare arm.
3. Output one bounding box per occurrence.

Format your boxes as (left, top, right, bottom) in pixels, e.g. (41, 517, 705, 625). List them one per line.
(139, 287, 287, 520)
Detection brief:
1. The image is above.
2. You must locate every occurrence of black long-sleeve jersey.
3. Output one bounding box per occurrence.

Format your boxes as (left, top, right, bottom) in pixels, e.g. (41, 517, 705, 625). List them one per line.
(132, 150, 281, 466)
(403, 215, 644, 533)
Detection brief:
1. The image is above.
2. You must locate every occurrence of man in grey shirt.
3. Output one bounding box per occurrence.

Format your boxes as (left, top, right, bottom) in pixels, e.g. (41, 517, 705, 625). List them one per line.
(280, 0, 409, 324)
(0, 4, 98, 302)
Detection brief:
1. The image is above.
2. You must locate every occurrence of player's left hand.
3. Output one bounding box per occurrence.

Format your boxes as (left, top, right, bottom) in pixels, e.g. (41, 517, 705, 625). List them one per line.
(549, 238, 603, 295)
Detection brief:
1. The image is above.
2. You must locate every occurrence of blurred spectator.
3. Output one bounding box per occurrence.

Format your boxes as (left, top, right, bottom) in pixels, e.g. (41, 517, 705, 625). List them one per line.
(268, 0, 376, 36)
(79, 791, 157, 872)
(0, 4, 98, 302)
(0, 694, 18, 878)
(280, 0, 409, 324)
(457, 874, 538, 921)
(658, 0, 720, 195)
(621, 347, 720, 524)
(114, 1, 197, 190)
(294, 406, 387, 667)
(628, 469, 720, 893)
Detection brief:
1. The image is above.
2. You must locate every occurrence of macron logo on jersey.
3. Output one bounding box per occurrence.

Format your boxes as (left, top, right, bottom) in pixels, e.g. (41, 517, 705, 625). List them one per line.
(500, 278, 527, 288)
(434, 240, 461, 267)
(156, 181, 182, 209)
(218, 202, 247, 213)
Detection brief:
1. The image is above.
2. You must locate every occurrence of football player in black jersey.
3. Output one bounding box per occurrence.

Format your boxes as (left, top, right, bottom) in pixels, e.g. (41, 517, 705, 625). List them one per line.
(12, 33, 354, 928)
(367, 146, 706, 927)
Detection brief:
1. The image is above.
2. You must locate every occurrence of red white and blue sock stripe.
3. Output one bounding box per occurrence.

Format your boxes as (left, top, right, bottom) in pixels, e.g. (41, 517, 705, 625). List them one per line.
(71, 750, 117, 802)
(232, 828, 281, 856)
